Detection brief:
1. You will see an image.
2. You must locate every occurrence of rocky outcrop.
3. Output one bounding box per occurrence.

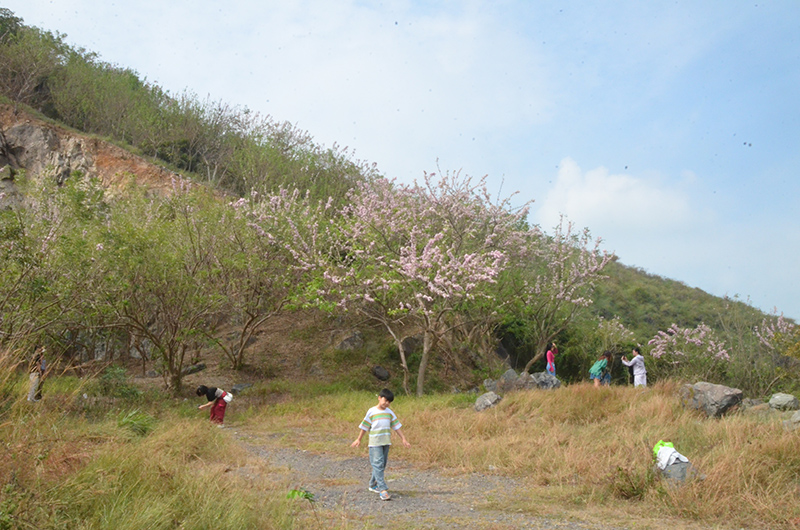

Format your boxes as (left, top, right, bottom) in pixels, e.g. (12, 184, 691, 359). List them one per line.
(0, 105, 183, 209)
(768, 393, 799, 411)
(679, 382, 743, 418)
(475, 391, 502, 412)
(484, 368, 561, 394)
(1, 122, 93, 183)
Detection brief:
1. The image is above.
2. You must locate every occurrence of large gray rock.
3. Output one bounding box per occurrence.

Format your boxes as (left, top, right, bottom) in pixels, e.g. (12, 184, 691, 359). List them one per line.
(514, 372, 561, 391)
(490, 370, 561, 393)
(484, 369, 562, 394)
(529, 371, 561, 390)
(475, 391, 502, 412)
(496, 369, 521, 393)
(371, 365, 390, 381)
(679, 382, 743, 418)
(783, 410, 800, 431)
(657, 461, 704, 484)
(336, 331, 364, 350)
(499, 368, 519, 383)
(769, 393, 799, 411)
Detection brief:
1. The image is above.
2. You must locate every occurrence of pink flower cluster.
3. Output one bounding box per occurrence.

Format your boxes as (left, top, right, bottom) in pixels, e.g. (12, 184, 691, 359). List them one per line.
(648, 323, 730, 361)
(754, 314, 796, 350)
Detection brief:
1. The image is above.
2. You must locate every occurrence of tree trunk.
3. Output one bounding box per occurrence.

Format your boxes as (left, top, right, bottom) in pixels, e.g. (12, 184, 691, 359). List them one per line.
(396, 340, 411, 396)
(416, 330, 434, 397)
(522, 338, 549, 375)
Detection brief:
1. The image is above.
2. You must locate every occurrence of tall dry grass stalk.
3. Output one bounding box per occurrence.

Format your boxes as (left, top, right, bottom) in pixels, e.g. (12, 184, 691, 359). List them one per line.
(254, 382, 800, 529)
(0, 365, 303, 530)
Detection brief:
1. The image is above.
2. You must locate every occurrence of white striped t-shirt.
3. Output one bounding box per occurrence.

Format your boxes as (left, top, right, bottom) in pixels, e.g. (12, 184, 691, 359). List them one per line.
(359, 406, 402, 447)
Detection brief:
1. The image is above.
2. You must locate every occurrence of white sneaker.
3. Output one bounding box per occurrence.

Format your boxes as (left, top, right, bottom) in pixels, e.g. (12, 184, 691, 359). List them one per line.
(379, 491, 391, 501)
(368, 487, 380, 493)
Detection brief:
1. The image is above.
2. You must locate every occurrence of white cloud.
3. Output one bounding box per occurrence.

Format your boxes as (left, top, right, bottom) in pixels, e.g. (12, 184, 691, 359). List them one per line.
(535, 157, 694, 237)
(533, 158, 800, 319)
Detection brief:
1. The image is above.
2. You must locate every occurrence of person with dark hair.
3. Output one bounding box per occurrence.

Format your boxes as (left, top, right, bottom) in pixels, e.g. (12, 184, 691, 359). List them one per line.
(351, 388, 410, 501)
(27, 347, 45, 402)
(196, 385, 232, 426)
(589, 351, 613, 387)
(545, 342, 558, 377)
(621, 347, 647, 387)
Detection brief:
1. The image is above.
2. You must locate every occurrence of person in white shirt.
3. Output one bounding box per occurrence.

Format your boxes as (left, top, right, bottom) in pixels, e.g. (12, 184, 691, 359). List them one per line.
(621, 346, 647, 387)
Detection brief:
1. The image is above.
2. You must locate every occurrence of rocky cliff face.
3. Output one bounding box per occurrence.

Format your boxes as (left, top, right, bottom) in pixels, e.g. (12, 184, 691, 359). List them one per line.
(0, 105, 180, 209)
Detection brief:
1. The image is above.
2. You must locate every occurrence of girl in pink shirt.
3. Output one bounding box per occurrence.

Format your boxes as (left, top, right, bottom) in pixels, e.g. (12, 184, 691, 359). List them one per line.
(546, 342, 558, 376)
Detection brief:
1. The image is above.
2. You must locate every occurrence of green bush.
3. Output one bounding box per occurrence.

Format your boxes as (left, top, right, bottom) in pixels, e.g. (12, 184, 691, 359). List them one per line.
(97, 365, 142, 399)
(117, 409, 157, 437)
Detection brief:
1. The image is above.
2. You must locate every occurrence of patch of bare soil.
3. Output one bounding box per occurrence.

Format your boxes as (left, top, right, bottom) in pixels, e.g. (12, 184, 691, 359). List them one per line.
(0, 104, 180, 194)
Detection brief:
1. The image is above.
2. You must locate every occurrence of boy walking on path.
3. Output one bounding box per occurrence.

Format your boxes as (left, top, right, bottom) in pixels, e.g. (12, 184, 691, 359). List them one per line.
(351, 388, 410, 501)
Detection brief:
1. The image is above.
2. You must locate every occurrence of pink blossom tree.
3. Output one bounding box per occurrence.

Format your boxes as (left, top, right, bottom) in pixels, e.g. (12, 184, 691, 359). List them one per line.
(502, 218, 614, 375)
(248, 175, 616, 393)
(264, 172, 529, 395)
(647, 322, 731, 383)
(754, 314, 797, 354)
(338, 172, 531, 395)
(203, 191, 302, 370)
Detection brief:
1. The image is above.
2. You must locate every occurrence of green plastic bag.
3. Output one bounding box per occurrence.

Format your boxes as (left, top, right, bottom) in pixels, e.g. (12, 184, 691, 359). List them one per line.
(653, 439, 674, 459)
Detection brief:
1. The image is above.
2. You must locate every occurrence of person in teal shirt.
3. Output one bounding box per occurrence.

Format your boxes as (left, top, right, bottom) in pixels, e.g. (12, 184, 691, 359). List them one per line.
(589, 351, 613, 387)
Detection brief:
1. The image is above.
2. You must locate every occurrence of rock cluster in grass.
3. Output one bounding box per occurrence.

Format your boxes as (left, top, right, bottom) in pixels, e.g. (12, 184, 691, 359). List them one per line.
(679, 382, 800, 430)
(474, 391, 502, 412)
(678, 381, 743, 418)
(476, 368, 561, 411)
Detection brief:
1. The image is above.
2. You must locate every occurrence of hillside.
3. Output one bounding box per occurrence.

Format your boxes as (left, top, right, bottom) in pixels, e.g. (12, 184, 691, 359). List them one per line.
(591, 259, 768, 340)
(0, 106, 378, 388)
(0, 6, 794, 396)
(3, 103, 792, 396)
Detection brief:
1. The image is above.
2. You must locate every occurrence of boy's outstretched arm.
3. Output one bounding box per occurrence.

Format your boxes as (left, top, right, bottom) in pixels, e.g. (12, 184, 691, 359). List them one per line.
(351, 429, 365, 447)
(396, 428, 411, 448)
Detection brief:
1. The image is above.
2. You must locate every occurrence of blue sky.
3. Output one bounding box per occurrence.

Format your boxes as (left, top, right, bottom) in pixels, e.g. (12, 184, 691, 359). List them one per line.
(5, 0, 799, 319)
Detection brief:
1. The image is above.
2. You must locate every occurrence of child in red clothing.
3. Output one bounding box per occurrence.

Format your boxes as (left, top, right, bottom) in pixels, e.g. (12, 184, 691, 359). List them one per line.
(196, 385, 232, 425)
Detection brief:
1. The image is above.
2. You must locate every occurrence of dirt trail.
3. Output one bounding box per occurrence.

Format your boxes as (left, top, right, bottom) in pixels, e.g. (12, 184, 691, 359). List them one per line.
(231, 427, 624, 530)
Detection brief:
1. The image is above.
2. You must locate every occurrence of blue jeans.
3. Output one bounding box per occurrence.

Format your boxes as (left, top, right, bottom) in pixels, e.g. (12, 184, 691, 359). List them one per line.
(368, 445, 390, 492)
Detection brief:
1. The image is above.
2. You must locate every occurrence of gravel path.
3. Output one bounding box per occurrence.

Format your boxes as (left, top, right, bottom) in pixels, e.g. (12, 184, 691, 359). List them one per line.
(232, 428, 627, 530)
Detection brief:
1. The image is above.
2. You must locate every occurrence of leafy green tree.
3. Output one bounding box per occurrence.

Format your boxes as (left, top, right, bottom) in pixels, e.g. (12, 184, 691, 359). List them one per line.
(0, 23, 65, 108)
(0, 8, 23, 39)
(94, 184, 225, 392)
(0, 171, 111, 360)
(191, 194, 298, 370)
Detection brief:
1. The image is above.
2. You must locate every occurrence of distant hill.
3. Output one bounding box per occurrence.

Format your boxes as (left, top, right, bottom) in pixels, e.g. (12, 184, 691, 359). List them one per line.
(591, 259, 768, 343)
